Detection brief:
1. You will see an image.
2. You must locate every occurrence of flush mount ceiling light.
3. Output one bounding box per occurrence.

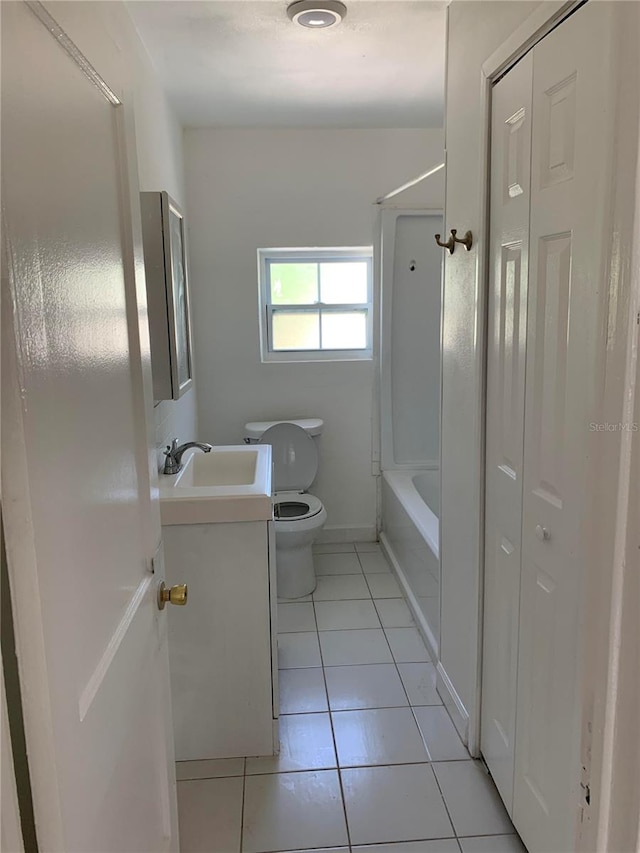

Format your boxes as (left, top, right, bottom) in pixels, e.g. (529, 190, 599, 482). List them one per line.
(287, 0, 347, 29)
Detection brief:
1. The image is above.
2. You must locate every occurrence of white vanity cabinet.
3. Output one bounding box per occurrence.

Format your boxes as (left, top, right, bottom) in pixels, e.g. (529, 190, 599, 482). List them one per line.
(159, 444, 278, 761)
(163, 519, 278, 760)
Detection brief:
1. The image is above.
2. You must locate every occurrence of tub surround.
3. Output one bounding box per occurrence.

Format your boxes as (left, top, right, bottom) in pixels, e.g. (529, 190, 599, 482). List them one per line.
(381, 470, 440, 658)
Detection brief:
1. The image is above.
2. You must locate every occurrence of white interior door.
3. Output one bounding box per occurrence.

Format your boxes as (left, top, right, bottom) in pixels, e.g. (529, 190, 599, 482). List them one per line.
(481, 50, 533, 815)
(2, 3, 178, 850)
(514, 3, 615, 851)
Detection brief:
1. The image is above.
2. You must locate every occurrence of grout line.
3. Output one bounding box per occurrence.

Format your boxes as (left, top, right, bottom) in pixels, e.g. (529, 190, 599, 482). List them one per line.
(232, 759, 475, 779)
(177, 772, 245, 781)
(239, 760, 247, 853)
(429, 760, 460, 841)
(279, 661, 433, 670)
(313, 598, 353, 851)
(348, 836, 461, 849)
(278, 621, 426, 635)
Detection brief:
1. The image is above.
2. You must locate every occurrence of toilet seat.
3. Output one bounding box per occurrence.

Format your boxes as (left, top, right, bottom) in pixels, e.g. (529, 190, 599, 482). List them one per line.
(274, 491, 323, 522)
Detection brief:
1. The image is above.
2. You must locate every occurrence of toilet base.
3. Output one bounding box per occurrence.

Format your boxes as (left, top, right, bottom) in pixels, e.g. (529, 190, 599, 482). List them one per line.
(275, 541, 317, 599)
(273, 502, 326, 600)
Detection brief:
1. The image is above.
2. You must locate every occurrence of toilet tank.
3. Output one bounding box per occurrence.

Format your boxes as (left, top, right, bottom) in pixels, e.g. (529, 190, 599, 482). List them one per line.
(244, 418, 324, 443)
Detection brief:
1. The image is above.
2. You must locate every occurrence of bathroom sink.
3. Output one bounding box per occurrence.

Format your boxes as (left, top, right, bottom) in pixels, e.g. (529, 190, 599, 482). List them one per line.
(174, 448, 258, 488)
(158, 444, 272, 525)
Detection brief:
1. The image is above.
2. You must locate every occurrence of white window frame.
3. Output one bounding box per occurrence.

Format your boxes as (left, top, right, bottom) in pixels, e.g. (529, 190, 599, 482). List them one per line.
(258, 247, 374, 363)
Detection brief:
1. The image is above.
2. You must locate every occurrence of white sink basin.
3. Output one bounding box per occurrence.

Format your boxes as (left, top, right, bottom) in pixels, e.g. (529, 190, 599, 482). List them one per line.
(159, 444, 272, 525)
(174, 449, 258, 488)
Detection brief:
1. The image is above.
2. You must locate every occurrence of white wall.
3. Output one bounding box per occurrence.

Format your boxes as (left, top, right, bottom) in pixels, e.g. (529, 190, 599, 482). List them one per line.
(184, 128, 444, 540)
(47, 1, 198, 472)
(439, 1, 542, 742)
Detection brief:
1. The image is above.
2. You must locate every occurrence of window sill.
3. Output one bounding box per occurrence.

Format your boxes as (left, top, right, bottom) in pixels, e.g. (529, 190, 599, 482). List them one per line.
(261, 350, 373, 364)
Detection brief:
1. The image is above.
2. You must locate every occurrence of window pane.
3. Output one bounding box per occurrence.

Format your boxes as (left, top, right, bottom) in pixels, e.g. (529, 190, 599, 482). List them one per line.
(319, 262, 368, 304)
(272, 311, 320, 350)
(269, 263, 318, 305)
(321, 311, 368, 350)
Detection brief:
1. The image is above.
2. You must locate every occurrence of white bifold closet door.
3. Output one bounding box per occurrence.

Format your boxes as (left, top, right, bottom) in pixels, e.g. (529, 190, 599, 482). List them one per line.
(481, 49, 532, 817)
(483, 3, 616, 852)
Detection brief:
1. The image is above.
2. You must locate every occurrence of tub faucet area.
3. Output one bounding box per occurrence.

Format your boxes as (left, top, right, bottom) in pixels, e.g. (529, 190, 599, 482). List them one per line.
(163, 439, 213, 474)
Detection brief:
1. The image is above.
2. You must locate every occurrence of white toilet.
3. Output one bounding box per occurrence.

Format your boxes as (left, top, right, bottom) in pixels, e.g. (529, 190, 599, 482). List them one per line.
(244, 419, 327, 599)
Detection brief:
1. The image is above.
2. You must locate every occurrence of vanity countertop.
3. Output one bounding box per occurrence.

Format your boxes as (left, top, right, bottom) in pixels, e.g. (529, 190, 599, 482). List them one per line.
(158, 444, 273, 525)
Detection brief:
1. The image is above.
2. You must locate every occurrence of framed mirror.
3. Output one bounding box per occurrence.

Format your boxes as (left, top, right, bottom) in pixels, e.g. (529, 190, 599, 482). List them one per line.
(141, 192, 193, 401)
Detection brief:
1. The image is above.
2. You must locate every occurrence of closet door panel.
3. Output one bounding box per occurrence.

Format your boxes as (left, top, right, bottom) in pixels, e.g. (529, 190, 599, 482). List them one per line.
(481, 51, 533, 815)
(514, 3, 615, 850)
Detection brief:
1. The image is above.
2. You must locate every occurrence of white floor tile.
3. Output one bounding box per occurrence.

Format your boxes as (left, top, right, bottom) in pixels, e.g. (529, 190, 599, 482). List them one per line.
(385, 628, 430, 663)
(375, 598, 415, 628)
(315, 552, 363, 575)
(278, 602, 317, 633)
(459, 836, 526, 853)
(332, 707, 429, 767)
(279, 667, 328, 714)
(243, 770, 348, 853)
(325, 663, 408, 711)
(315, 599, 381, 631)
(176, 757, 244, 780)
(246, 712, 336, 774)
(320, 629, 393, 666)
(177, 777, 243, 853)
(314, 543, 356, 554)
(353, 842, 460, 853)
(433, 761, 514, 837)
(355, 542, 381, 553)
(278, 632, 322, 669)
(359, 552, 391, 573)
(413, 706, 469, 760)
(366, 574, 403, 598)
(279, 593, 312, 603)
(341, 764, 454, 845)
(314, 574, 371, 601)
(397, 662, 442, 705)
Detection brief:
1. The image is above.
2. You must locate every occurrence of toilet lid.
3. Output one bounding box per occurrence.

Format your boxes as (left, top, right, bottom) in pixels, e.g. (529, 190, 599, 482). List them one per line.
(259, 423, 318, 491)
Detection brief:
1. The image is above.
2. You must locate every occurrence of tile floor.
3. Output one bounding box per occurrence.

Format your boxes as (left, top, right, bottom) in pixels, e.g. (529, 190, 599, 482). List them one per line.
(176, 542, 526, 853)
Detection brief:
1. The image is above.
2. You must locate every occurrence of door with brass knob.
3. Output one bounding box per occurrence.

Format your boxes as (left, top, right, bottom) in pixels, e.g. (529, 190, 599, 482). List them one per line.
(157, 581, 188, 610)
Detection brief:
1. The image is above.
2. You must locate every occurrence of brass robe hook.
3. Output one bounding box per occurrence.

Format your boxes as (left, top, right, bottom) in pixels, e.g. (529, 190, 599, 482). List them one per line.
(451, 228, 473, 251)
(434, 232, 455, 254)
(434, 228, 474, 254)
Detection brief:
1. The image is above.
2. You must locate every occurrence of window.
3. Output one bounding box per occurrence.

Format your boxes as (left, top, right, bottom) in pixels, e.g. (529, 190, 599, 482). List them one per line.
(258, 248, 373, 362)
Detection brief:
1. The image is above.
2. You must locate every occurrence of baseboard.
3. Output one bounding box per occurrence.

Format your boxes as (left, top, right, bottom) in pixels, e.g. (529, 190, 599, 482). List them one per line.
(315, 525, 377, 545)
(436, 662, 470, 746)
(379, 532, 438, 662)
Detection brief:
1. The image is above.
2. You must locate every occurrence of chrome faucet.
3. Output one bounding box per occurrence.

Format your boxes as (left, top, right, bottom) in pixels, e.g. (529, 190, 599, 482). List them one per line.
(163, 438, 213, 475)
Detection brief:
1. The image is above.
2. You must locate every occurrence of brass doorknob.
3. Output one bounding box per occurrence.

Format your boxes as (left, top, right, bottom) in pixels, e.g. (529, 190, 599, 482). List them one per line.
(157, 581, 188, 610)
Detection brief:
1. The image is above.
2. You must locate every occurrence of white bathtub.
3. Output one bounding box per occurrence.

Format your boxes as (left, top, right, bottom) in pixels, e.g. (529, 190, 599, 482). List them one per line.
(381, 469, 440, 654)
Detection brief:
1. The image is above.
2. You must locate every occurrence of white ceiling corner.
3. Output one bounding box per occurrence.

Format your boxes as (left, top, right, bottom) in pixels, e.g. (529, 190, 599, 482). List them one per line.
(127, 0, 447, 128)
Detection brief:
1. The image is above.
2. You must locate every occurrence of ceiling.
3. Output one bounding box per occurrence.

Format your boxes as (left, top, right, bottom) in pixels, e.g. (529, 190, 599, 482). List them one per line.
(127, 1, 447, 128)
